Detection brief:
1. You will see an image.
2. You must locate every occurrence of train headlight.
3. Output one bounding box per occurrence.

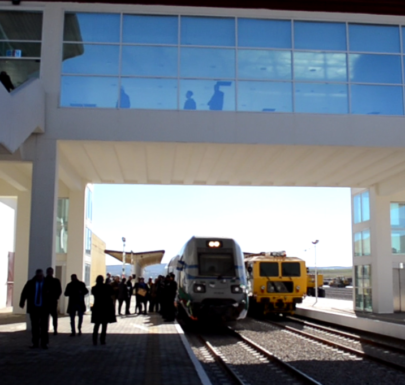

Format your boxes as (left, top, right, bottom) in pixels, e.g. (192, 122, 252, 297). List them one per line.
(231, 285, 242, 293)
(207, 240, 222, 248)
(193, 284, 206, 293)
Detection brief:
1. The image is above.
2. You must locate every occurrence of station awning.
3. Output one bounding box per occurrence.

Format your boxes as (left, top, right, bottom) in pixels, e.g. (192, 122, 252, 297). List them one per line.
(104, 249, 165, 269)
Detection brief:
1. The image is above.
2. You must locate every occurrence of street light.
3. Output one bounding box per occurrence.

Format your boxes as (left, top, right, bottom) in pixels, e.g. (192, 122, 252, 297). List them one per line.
(312, 240, 319, 305)
(122, 237, 126, 278)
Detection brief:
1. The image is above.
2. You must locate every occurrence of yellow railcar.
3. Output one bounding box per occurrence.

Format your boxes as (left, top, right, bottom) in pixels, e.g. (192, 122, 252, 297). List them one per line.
(244, 252, 307, 315)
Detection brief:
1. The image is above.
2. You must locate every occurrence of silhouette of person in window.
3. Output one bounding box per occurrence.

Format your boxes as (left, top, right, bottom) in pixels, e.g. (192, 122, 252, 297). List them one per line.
(118, 86, 131, 109)
(184, 90, 196, 110)
(207, 83, 224, 111)
(0, 71, 15, 92)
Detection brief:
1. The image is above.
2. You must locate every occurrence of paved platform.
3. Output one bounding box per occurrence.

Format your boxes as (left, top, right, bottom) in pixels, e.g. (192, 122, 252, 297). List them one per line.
(0, 310, 209, 385)
(297, 297, 405, 340)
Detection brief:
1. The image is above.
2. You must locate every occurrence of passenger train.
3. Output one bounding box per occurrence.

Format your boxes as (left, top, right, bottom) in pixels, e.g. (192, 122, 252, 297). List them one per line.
(244, 251, 307, 316)
(167, 236, 248, 322)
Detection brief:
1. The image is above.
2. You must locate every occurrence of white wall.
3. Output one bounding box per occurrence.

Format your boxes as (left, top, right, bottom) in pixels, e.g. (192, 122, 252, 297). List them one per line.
(0, 199, 16, 309)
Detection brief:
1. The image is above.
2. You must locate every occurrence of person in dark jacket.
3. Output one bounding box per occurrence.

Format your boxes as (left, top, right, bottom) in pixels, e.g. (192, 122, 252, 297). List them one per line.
(126, 276, 133, 315)
(118, 278, 128, 315)
(64, 274, 89, 336)
(91, 275, 117, 345)
(163, 273, 178, 322)
(44, 267, 62, 335)
(19, 269, 50, 349)
(134, 277, 149, 315)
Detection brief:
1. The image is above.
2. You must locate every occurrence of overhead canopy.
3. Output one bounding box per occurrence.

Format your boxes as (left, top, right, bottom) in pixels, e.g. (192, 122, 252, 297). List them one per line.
(104, 249, 165, 269)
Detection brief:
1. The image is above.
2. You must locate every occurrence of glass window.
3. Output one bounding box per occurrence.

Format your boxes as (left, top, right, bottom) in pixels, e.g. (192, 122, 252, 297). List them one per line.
(294, 21, 346, 51)
(56, 198, 69, 254)
(391, 203, 405, 254)
(351, 85, 403, 115)
(198, 253, 235, 276)
(64, 13, 120, 43)
(121, 46, 177, 77)
(181, 17, 235, 46)
(349, 24, 400, 53)
(0, 42, 41, 58)
(0, 59, 40, 89)
(62, 44, 119, 75)
(86, 188, 92, 221)
(180, 48, 235, 78)
(123, 15, 178, 44)
(60, 76, 119, 108)
(354, 232, 362, 256)
(238, 19, 291, 49)
(295, 83, 348, 114)
(238, 50, 291, 80)
(362, 229, 371, 256)
(349, 54, 401, 84)
(294, 52, 347, 82)
(281, 262, 300, 276)
(354, 264, 372, 311)
(180, 80, 235, 111)
(238, 81, 292, 113)
(392, 230, 405, 254)
(85, 227, 92, 255)
(84, 264, 91, 286)
(391, 203, 405, 227)
(354, 194, 362, 224)
(362, 191, 370, 221)
(0, 11, 43, 41)
(260, 262, 279, 277)
(120, 78, 177, 110)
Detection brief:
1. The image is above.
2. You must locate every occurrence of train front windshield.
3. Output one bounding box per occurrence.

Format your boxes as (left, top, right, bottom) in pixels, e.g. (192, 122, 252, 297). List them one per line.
(199, 253, 235, 277)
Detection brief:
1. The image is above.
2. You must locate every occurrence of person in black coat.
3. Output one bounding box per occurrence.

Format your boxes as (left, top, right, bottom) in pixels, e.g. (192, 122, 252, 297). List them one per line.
(163, 273, 178, 322)
(44, 267, 62, 335)
(117, 278, 128, 315)
(126, 276, 133, 315)
(91, 275, 117, 345)
(64, 274, 89, 336)
(19, 269, 50, 349)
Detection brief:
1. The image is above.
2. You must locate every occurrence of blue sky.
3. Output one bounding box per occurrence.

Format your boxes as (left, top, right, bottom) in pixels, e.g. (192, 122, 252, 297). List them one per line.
(92, 185, 352, 268)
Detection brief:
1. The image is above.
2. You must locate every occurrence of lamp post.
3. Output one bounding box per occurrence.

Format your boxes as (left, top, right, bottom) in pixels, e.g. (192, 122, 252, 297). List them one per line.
(312, 240, 319, 305)
(122, 237, 126, 278)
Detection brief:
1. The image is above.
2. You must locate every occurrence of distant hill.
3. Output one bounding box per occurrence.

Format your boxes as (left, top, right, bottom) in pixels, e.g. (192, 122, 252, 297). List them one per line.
(307, 266, 352, 270)
(106, 264, 166, 278)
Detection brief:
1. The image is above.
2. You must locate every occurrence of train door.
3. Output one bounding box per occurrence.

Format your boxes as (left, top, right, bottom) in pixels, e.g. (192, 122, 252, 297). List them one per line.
(393, 267, 405, 312)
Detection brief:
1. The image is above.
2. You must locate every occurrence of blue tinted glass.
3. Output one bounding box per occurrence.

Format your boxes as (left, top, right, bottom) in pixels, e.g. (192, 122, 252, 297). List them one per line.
(62, 44, 119, 75)
(181, 48, 235, 78)
(238, 81, 292, 112)
(120, 78, 177, 110)
(295, 83, 348, 114)
(349, 24, 400, 53)
(61, 76, 119, 108)
(122, 46, 177, 77)
(351, 85, 403, 115)
(294, 21, 346, 50)
(181, 17, 235, 46)
(294, 52, 347, 81)
(180, 80, 235, 111)
(123, 15, 178, 44)
(354, 194, 362, 223)
(349, 54, 401, 84)
(64, 13, 120, 43)
(238, 50, 291, 80)
(362, 191, 370, 222)
(238, 19, 291, 48)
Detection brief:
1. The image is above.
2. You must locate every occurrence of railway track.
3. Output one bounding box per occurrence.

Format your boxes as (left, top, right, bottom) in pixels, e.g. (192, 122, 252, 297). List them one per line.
(195, 328, 322, 385)
(263, 316, 405, 373)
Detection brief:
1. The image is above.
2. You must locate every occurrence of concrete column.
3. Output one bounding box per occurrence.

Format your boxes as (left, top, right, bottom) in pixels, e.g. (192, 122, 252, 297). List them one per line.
(66, 189, 86, 287)
(28, 139, 58, 278)
(13, 192, 31, 314)
(369, 187, 393, 313)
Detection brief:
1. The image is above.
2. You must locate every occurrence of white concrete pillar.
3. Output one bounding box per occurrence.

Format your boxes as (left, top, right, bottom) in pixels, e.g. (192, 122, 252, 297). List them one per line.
(28, 139, 58, 278)
(66, 189, 86, 287)
(13, 192, 31, 314)
(369, 187, 393, 313)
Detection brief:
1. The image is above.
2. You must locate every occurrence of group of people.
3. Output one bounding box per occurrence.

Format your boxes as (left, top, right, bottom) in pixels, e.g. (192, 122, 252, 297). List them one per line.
(106, 273, 177, 321)
(19, 268, 178, 349)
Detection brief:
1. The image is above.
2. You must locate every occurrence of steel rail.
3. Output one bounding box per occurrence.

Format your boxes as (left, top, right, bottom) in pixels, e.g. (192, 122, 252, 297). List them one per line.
(262, 319, 405, 373)
(287, 315, 405, 355)
(227, 328, 324, 385)
(197, 334, 250, 385)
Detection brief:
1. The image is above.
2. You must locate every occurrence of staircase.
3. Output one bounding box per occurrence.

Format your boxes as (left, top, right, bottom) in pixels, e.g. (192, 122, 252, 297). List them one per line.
(0, 78, 45, 154)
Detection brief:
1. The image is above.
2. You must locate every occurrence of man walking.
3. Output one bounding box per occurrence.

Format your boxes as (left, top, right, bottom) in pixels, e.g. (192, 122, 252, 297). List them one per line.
(20, 269, 50, 349)
(64, 274, 89, 336)
(126, 276, 133, 315)
(44, 267, 62, 335)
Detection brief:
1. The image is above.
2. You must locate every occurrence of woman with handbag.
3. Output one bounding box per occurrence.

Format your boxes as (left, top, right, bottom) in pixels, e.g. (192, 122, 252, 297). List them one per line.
(91, 275, 116, 345)
(134, 277, 148, 315)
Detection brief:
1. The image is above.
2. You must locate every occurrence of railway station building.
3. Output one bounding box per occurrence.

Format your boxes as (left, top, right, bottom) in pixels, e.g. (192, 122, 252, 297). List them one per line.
(3, 0, 405, 314)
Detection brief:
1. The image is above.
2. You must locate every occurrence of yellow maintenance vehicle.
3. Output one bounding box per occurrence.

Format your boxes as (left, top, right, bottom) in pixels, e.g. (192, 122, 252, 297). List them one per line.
(306, 271, 325, 297)
(245, 251, 308, 316)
